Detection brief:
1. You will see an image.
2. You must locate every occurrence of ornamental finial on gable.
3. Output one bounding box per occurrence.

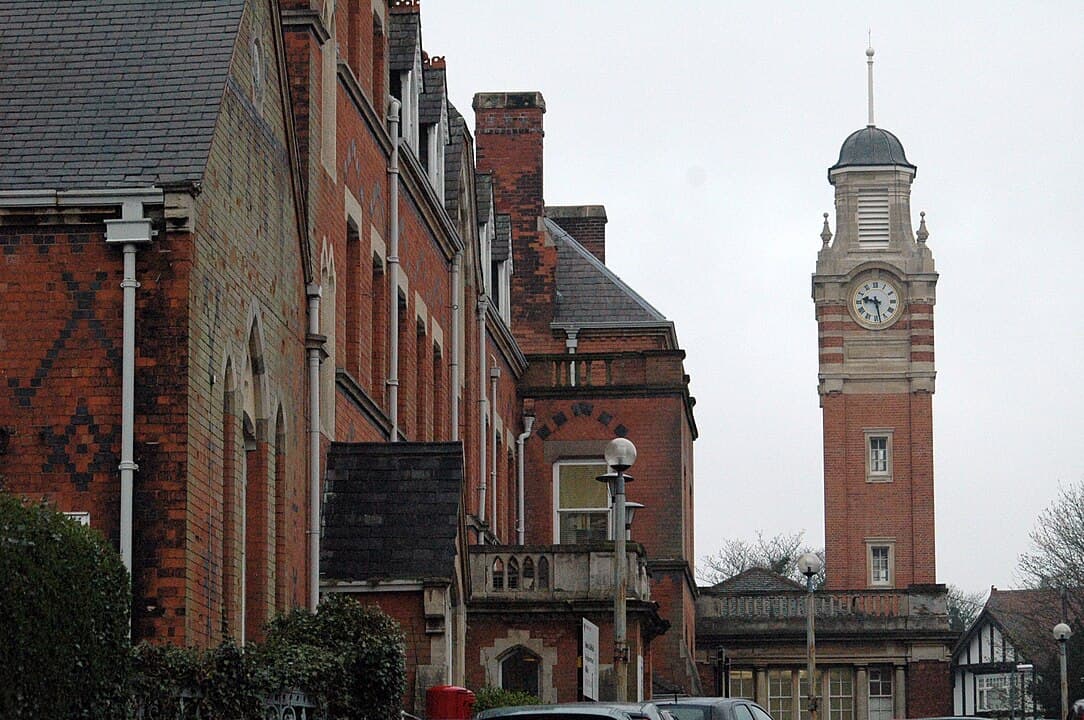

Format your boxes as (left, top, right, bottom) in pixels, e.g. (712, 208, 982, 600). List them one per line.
(821, 213, 833, 247)
(916, 211, 929, 243)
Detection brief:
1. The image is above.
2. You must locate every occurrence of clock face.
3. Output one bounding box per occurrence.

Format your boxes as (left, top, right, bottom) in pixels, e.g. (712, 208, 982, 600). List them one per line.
(851, 277, 903, 328)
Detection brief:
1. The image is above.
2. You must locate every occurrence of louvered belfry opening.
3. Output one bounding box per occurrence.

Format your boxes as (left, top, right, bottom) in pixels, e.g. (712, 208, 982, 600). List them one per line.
(857, 188, 890, 244)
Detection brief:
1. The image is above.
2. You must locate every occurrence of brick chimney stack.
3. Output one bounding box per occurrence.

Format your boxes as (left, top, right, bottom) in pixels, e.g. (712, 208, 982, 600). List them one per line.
(546, 205, 607, 264)
(473, 91, 556, 352)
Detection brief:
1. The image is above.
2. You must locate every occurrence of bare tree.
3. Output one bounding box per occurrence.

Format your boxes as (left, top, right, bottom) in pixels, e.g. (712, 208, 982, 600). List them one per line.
(946, 584, 986, 632)
(1018, 479, 1084, 593)
(1015, 479, 1084, 715)
(698, 530, 822, 586)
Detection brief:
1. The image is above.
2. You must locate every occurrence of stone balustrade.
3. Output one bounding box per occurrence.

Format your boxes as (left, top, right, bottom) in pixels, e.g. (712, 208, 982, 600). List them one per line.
(468, 543, 651, 602)
(697, 584, 949, 636)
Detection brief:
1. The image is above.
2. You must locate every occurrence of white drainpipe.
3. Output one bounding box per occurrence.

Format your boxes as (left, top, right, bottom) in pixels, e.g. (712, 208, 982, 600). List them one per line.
(387, 98, 402, 441)
(449, 252, 461, 441)
(104, 197, 156, 576)
(489, 364, 500, 533)
(306, 283, 322, 611)
(476, 297, 489, 529)
(516, 415, 535, 545)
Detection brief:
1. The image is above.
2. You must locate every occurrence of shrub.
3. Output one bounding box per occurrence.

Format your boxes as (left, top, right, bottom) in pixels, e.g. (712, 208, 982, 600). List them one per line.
(263, 593, 407, 720)
(0, 492, 131, 718)
(471, 686, 543, 714)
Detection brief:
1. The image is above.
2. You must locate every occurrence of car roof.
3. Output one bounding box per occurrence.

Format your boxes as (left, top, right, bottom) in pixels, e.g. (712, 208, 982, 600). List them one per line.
(561, 702, 665, 720)
(653, 699, 755, 707)
(476, 705, 635, 720)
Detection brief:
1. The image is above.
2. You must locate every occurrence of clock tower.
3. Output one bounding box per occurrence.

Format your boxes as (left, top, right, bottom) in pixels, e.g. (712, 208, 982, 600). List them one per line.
(813, 48, 938, 591)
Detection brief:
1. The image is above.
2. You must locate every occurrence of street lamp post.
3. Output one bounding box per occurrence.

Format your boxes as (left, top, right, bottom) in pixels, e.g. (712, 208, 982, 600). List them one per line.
(1054, 622, 1072, 720)
(1015, 663, 1033, 720)
(598, 437, 637, 702)
(798, 552, 824, 720)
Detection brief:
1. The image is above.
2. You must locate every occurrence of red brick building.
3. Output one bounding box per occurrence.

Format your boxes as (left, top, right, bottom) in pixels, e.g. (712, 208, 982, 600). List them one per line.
(0, 0, 698, 710)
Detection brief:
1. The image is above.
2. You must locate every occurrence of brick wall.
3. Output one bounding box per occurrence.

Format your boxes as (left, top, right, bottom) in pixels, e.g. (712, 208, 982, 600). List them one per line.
(821, 391, 935, 590)
(181, 0, 311, 644)
(522, 394, 698, 692)
(0, 211, 189, 643)
(908, 660, 953, 717)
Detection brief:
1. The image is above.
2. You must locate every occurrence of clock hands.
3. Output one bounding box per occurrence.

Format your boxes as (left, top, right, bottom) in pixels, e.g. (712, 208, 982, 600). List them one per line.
(861, 295, 883, 322)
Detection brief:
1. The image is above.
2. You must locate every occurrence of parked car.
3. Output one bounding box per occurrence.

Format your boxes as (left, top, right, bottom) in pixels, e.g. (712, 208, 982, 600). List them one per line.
(653, 697, 776, 720)
(477, 705, 636, 720)
(560, 702, 669, 720)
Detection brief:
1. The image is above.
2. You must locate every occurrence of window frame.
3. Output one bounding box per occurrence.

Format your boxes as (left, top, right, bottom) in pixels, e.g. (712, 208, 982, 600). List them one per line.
(552, 460, 610, 544)
(866, 539, 895, 587)
(864, 428, 893, 483)
(976, 673, 1012, 712)
(868, 667, 893, 720)
(827, 668, 854, 720)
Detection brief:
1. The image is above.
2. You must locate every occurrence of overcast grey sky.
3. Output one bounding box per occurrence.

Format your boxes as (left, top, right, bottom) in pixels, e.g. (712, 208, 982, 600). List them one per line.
(422, 1, 1084, 597)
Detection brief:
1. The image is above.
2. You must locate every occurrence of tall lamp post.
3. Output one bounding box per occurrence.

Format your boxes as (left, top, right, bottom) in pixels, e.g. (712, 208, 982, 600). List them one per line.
(598, 437, 637, 702)
(798, 552, 824, 720)
(1054, 622, 1072, 720)
(1015, 663, 1033, 720)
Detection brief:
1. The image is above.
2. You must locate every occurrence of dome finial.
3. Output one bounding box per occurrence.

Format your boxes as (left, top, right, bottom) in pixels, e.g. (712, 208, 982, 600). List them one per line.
(866, 38, 875, 127)
(821, 212, 833, 247)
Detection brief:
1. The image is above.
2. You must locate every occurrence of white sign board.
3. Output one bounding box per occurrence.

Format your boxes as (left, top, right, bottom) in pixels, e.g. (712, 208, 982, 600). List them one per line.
(582, 618, 599, 700)
(64, 511, 91, 526)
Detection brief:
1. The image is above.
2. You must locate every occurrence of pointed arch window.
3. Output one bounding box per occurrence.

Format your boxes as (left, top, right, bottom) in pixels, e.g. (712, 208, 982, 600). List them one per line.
(522, 557, 535, 590)
(507, 557, 520, 590)
(499, 646, 541, 697)
(492, 557, 504, 591)
(537, 556, 550, 590)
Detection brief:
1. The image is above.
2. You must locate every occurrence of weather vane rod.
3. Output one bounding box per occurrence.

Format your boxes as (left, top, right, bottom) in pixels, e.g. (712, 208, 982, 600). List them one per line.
(866, 35, 875, 127)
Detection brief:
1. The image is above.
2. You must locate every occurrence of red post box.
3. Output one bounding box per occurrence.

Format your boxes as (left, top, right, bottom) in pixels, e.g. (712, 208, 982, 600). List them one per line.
(426, 685, 476, 720)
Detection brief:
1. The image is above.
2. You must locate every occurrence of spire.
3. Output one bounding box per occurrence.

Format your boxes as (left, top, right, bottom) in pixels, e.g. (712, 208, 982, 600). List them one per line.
(916, 211, 929, 243)
(820, 213, 833, 247)
(866, 43, 876, 127)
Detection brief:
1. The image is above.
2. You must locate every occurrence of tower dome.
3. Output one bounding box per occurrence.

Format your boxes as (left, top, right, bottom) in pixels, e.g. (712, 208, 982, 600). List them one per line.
(830, 126, 916, 174)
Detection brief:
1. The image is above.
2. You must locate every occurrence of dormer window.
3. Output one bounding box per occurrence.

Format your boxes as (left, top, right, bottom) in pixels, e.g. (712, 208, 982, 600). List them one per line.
(857, 188, 890, 245)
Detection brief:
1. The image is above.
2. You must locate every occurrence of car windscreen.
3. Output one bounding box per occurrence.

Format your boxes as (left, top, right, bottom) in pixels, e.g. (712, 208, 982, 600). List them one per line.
(660, 707, 711, 720)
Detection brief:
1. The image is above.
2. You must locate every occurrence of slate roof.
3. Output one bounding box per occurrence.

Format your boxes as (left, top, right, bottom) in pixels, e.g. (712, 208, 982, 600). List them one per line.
(443, 104, 466, 214)
(703, 567, 806, 594)
(388, 11, 420, 72)
(545, 217, 668, 326)
(957, 588, 1070, 666)
(475, 173, 493, 223)
(419, 66, 446, 126)
(0, 0, 245, 191)
(321, 442, 464, 584)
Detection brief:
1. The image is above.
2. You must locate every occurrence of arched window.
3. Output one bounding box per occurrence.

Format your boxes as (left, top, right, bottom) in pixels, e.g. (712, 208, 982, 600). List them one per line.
(492, 557, 504, 591)
(274, 408, 287, 612)
(507, 557, 519, 590)
(537, 556, 549, 590)
(522, 557, 535, 590)
(500, 646, 541, 697)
